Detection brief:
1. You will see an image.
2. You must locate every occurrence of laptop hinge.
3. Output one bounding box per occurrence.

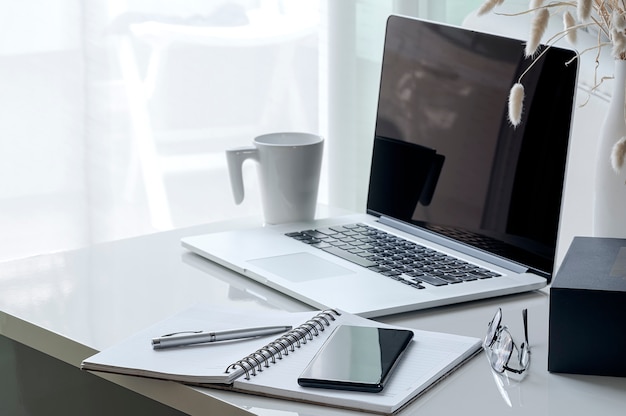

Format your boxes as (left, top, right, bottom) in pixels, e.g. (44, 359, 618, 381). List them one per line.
(378, 216, 529, 274)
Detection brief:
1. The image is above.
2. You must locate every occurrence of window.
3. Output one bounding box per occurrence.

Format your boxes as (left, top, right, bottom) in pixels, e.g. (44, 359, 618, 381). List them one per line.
(0, 0, 483, 261)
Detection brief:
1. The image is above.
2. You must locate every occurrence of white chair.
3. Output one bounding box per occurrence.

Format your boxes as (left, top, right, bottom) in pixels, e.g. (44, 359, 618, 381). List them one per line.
(116, 8, 318, 228)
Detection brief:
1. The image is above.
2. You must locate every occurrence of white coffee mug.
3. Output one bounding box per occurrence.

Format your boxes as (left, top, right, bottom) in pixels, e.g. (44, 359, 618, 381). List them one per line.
(226, 132, 324, 224)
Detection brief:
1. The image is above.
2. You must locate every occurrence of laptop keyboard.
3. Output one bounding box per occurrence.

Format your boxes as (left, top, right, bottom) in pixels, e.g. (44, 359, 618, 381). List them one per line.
(286, 223, 501, 289)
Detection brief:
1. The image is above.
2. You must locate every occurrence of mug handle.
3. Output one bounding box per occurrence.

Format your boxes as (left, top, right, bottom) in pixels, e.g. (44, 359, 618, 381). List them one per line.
(225, 146, 258, 204)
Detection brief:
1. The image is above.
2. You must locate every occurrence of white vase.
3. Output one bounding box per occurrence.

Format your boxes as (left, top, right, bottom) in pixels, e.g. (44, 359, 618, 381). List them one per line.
(593, 59, 626, 237)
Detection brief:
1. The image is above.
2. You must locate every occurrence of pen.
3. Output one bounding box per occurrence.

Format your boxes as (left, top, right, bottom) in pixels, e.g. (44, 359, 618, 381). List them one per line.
(151, 325, 293, 350)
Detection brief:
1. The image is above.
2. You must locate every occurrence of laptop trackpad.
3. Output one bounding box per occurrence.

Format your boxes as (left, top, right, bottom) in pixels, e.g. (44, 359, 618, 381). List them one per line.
(248, 252, 355, 282)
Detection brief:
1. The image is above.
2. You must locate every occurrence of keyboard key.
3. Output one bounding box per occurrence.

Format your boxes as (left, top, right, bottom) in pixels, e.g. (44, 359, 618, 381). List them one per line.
(315, 228, 339, 236)
(321, 246, 378, 268)
(470, 271, 494, 279)
(303, 230, 329, 239)
(300, 238, 322, 245)
(417, 274, 449, 286)
(311, 242, 332, 249)
(438, 274, 463, 284)
(458, 274, 478, 281)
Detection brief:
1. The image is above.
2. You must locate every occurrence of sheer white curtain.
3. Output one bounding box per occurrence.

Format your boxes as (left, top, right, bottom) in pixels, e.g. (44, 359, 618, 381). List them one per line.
(324, 1, 479, 211)
(0, 0, 482, 262)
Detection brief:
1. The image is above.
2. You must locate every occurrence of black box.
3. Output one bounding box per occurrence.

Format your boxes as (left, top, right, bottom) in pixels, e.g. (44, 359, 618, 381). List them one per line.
(548, 236, 626, 377)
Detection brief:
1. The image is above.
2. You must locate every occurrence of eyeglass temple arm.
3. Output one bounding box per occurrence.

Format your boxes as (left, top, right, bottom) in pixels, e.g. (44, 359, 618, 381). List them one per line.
(522, 308, 529, 345)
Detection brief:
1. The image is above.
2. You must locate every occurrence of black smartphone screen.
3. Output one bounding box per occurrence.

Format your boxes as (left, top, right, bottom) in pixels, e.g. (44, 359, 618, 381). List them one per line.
(297, 325, 414, 393)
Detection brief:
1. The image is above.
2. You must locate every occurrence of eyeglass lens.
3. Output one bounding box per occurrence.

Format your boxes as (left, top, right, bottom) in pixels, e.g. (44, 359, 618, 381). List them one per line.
(484, 307, 502, 348)
(484, 308, 530, 374)
(491, 329, 514, 372)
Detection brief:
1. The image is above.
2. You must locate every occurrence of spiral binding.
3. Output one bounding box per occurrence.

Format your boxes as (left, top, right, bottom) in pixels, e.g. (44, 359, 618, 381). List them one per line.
(224, 309, 341, 380)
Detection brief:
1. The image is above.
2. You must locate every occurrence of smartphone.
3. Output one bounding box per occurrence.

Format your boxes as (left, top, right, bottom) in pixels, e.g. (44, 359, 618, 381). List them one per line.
(297, 325, 414, 393)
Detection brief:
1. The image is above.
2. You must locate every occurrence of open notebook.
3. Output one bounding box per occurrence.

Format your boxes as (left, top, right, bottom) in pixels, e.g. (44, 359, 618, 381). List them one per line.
(81, 304, 481, 415)
(181, 15, 579, 318)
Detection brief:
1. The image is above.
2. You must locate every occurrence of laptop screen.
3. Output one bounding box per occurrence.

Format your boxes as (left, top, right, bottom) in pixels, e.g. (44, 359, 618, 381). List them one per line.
(367, 16, 578, 278)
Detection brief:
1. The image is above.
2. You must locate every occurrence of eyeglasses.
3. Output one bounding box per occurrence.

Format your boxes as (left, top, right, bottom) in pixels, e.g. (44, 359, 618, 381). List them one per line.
(483, 308, 530, 375)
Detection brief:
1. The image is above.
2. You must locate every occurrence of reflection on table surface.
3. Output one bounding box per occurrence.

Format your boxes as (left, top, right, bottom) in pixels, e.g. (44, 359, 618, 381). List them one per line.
(1, 223, 625, 416)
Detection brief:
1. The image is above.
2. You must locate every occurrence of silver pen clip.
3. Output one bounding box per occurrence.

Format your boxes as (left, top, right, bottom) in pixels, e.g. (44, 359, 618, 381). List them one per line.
(160, 330, 203, 337)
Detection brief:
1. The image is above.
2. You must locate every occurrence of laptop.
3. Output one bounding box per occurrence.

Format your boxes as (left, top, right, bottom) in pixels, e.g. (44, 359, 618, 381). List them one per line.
(182, 15, 579, 318)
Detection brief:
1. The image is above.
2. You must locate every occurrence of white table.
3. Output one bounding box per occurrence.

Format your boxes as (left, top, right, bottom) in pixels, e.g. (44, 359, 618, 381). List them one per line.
(1, 219, 625, 415)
